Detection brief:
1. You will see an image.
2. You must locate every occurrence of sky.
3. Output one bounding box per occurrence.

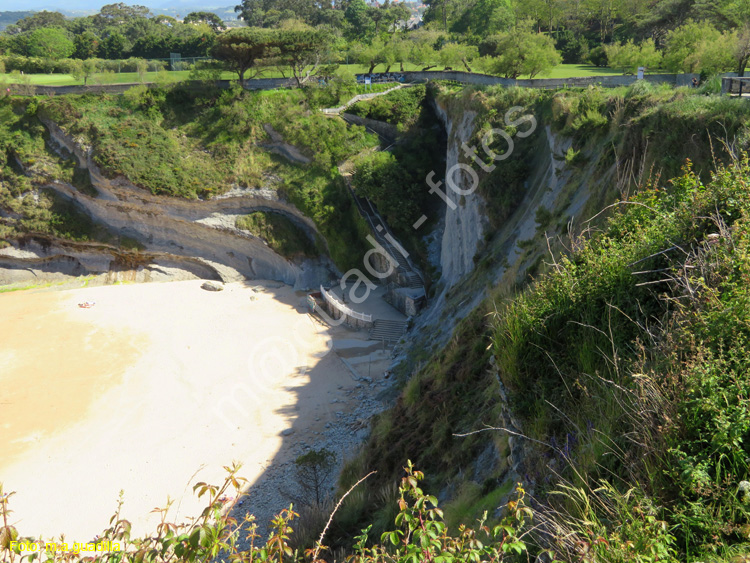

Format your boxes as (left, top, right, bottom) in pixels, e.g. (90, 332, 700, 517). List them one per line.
(0, 0, 234, 14)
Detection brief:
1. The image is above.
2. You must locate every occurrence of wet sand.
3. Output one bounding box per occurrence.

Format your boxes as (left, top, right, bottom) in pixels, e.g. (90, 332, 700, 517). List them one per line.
(0, 290, 145, 465)
(0, 280, 339, 541)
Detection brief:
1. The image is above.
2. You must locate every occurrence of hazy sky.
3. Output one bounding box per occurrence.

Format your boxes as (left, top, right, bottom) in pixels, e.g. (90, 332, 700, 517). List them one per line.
(0, 0, 232, 14)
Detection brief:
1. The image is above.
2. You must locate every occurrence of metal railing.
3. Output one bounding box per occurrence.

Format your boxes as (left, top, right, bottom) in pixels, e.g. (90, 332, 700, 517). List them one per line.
(320, 285, 372, 322)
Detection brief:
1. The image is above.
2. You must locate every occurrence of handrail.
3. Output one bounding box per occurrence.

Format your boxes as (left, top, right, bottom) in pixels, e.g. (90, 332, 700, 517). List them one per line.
(320, 285, 373, 322)
(362, 197, 425, 287)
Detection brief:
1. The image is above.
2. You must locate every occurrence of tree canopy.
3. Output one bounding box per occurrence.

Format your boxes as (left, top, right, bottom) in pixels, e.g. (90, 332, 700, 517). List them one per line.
(4, 0, 750, 79)
(480, 23, 562, 78)
(211, 27, 282, 82)
(26, 27, 75, 59)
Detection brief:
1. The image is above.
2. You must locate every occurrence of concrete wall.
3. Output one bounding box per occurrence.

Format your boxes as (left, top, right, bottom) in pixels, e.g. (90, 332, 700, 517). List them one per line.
(217, 78, 296, 90)
(6, 72, 703, 97)
(722, 76, 750, 95)
(6, 78, 294, 96)
(398, 70, 700, 89)
(7, 82, 146, 96)
(341, 113, 400, 142)
(321, 300, 374, 329)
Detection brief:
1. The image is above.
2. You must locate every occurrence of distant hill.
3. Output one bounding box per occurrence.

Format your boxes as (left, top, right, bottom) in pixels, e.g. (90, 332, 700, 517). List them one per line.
(0, 11, 34, 31)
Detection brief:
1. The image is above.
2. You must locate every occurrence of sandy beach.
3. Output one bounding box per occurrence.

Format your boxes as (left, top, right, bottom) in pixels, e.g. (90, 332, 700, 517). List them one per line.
(0, 279, 368, 541)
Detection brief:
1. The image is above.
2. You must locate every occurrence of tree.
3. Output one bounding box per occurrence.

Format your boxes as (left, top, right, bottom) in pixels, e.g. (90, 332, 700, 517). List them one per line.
(406, 30, 441, 70)
(172, 23, 216, 57)
(383, 2, 412, 32)
(295, 448, 336, 508)
(234, 0, 320, 27)
(235, 0, 266, 27)
(450, 0, 514, 37)
(73, 30, 100, 59)
(583, 0, 626, 42)
(481, 23, 561, 78)
(211, 27, 281, 83)
(604, 38, 662, 73)
(423, 0, 465, 31)
(388, 35, 411, 71)
(734, 24, 750, 76)
(275, 24, 330, 86)
(94, 3, 151, 29)
(99, 31, 129, 59)
(184, 11, 224, 32)
(663, 20, 735, 74)
(438, 42, 479, 71)
(353, 37, 395, 73)
(69, 58, 98, 85)
(632, 0, 695, 45)
(13, 11, 67, 33)
(345, 0, 375, 38)
(26, 28, 75, 59)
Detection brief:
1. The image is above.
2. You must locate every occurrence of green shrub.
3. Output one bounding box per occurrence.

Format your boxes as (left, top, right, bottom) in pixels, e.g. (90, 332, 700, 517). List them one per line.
(0, 463, 532, 563)
(236, 211, 319, 259)
(493, 156, 750, 557)
(348, 85, 428, 128)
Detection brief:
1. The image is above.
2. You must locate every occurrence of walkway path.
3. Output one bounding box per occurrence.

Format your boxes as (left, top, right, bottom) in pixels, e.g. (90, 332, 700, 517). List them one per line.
(320, 83, 411, 115)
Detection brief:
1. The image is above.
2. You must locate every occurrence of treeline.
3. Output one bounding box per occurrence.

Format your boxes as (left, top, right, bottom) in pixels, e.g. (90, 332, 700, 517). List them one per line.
(230, 0, 750, 76)
(2, 0, 750, 80)
(0, 4, 220, 61)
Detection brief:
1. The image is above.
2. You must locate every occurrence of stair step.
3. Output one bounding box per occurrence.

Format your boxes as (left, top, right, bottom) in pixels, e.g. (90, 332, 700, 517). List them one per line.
(369, 319, 407, 342)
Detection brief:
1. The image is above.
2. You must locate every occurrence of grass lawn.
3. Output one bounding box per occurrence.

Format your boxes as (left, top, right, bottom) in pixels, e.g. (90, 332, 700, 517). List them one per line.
(0, 63, 644, 87)
(0, 70, 237, 86)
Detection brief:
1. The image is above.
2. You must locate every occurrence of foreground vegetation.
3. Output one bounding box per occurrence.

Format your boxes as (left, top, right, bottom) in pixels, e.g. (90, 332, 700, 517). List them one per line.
(331, 82, 750, 562)
(0, 464, 536, 563)
(491, 154, 750, 560)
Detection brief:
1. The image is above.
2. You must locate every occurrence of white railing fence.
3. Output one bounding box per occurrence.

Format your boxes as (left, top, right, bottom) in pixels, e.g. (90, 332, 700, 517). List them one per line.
(320, 285, 372, 322)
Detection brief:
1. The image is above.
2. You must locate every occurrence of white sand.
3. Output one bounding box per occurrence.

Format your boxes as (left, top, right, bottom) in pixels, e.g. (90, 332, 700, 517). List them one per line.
(0, 280, 348, 541)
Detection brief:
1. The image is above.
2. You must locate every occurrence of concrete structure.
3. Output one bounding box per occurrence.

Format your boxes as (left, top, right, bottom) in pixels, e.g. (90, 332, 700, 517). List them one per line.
(340, 113, 400, 143)
(7, 71, 705, 97)
(320, 285, 374, 329)
(395, 70, 700, 89)
(722, 76, 750, 95)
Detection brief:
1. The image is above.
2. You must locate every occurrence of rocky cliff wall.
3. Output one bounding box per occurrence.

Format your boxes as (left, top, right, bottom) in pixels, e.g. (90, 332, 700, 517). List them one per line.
(0, 236, 221, 286)
(33, 119, 338, 289)
(431, 101, 488, 288)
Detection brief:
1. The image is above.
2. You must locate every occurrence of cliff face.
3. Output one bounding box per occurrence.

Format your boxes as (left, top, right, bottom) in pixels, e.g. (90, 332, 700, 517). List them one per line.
(431, 101, 487, 287)
(32, 119, 338, 289)
(413, 99, 584, 354)
(356, 92, 630, 530)
(0, 236, 221, 286)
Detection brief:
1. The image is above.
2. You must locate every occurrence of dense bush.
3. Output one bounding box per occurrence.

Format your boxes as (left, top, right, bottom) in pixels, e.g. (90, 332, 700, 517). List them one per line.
(0, 55, 168, 75)
(348, 85, 427, 129)
(352, 151, 422, 232)
(493, 156, 750, 557)
(236, 211, 319, 259)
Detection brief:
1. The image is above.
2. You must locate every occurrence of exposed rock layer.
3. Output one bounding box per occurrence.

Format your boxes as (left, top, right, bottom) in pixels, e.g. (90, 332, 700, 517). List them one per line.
(16, 118, 340, 289)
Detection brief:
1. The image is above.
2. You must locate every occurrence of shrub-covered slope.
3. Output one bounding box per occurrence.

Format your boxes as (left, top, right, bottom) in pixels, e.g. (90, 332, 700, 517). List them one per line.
(333, 83, 750, 562)
(0, 84, 388, 270)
